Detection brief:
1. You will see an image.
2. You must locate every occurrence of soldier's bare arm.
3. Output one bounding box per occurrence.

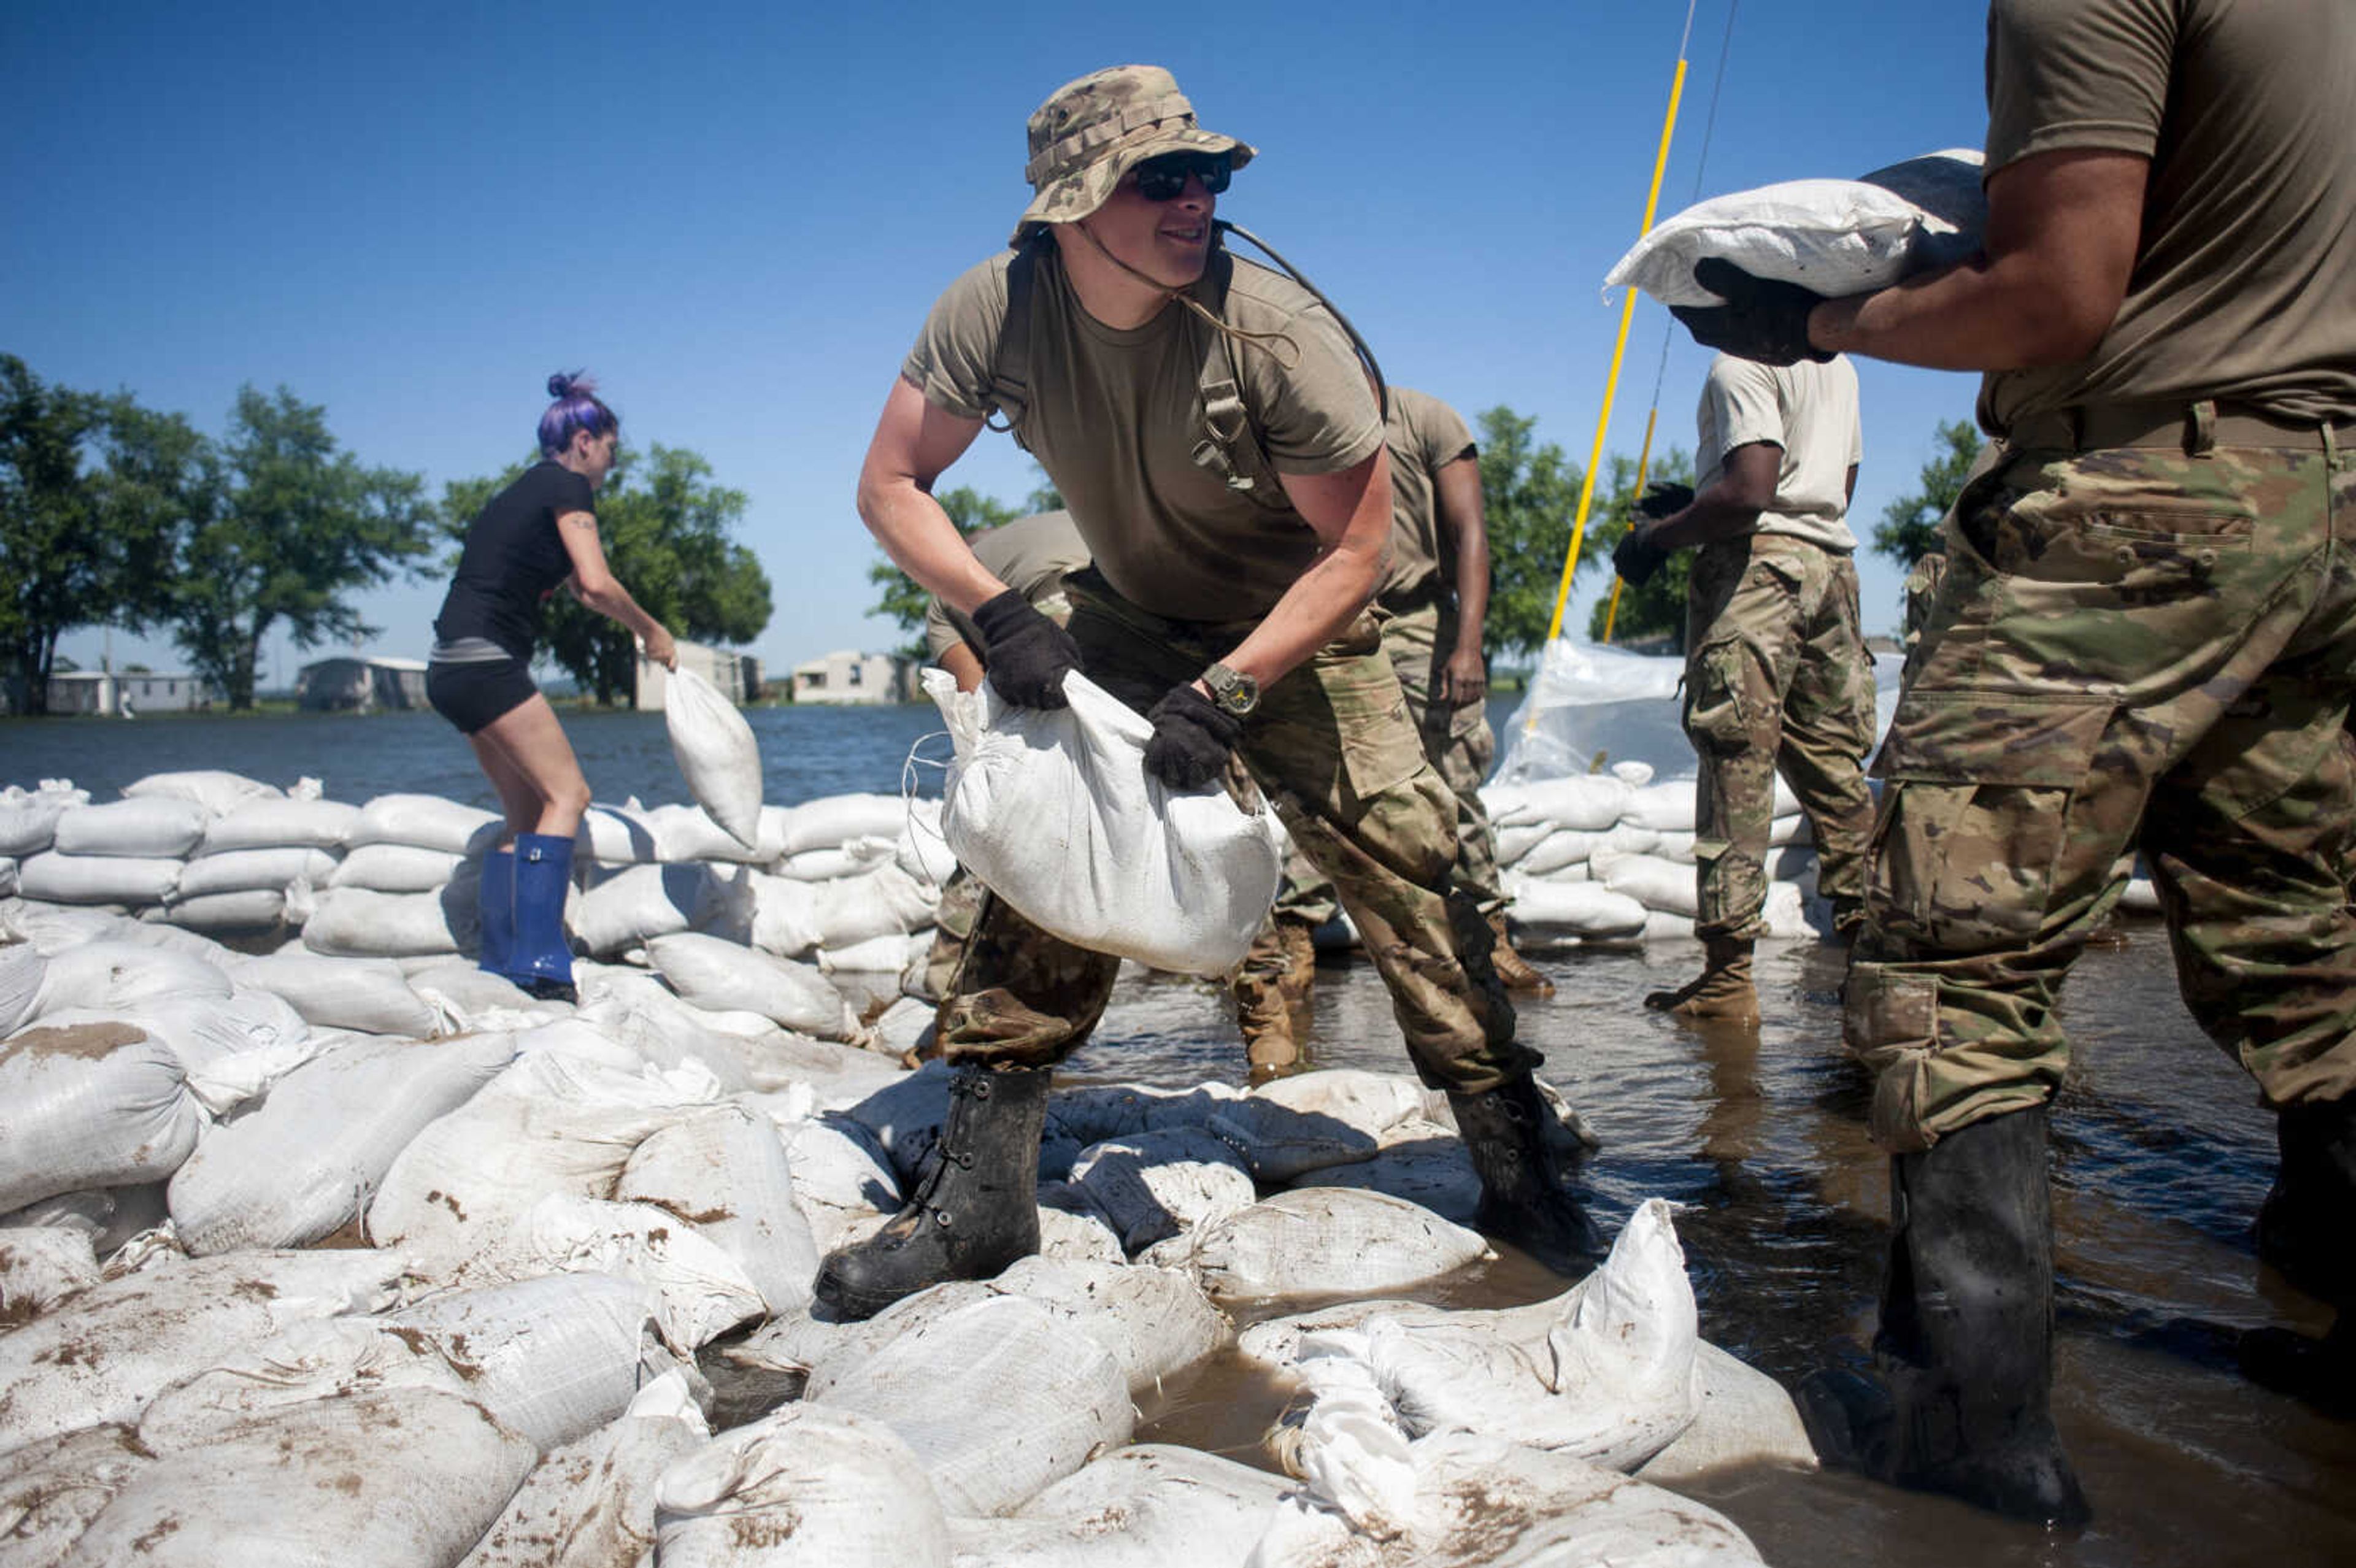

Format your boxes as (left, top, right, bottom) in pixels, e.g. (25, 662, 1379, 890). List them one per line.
(1646, 442, 1780, 550)
(1432, 453, 1491, 705)
(1810, 148, 2147, 370)
(857, 375, 1011, 618)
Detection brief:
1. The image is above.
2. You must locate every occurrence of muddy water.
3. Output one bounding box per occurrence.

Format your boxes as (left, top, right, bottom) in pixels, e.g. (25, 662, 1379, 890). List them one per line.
(1063, 931, 2356, 1567)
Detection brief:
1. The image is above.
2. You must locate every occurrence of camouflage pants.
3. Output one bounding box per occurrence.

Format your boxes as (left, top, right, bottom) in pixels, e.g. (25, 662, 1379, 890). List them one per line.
(1847, 432, 2356, 1151)
(941, 569, 1530, 1094)
(1681, 534, 1878, 940)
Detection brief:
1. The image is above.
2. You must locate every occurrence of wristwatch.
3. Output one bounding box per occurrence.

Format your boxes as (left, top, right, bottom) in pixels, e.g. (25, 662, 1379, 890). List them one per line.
(1202, 663, 1260, 718)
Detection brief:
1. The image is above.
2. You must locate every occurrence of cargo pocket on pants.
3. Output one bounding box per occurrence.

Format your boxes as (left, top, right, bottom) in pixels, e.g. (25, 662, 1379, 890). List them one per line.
(1684, 637, 1766, 757)
(1866, 689, 2113, 953)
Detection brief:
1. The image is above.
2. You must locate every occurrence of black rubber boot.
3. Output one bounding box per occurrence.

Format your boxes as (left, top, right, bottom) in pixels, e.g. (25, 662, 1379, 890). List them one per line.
(2241, 1094, 2356, 1413)
(1798, 1105, 2091, 1529)
(812, 1062, 1051, 1321)
(1447, 1071, 1607, 1275)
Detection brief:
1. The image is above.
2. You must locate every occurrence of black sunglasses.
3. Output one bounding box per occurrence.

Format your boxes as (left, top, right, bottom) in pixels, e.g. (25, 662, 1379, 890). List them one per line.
(1132, 152, 1233, 202)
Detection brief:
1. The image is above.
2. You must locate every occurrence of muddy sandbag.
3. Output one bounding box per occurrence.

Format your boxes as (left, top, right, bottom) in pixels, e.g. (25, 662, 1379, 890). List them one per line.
(325, 842, 460, 893)
(1068, 1127, 1258, 1254)
(655, 1403, 950, 1568)
(577, 861, 755, 957)
(383, 1272, 676, 1452)
(348, 792, 501, 855)
(133, 1317, 476, 1451)
(1635, 1341, 1818, 1482)
(663, 664, 764, 846)
(52, 990, 315, 1118)
(197, 796, 360, 855)
(617, 1104, 818, 1317)
(52, 797, 209, 859)
(1157, 1189, 1490, 1307)
(813, 1294, 1133, 1517)
(950, 1443, 1294, 1567)
(1206, 1069, 1428, 1183)
(59, 1389, 535, 1568)
(459, 1369, 709, 1568)
(15, 851, 180, 907)
(452, 1193, 767, 1353)
(231, 951, 439, 1037)
(0, 1248, 407, 1458)
(646, 931, 860, 1041)
(0, 1184, 171, 1261)
(0, 1424, 156, 1568)
(167, 1031, 514, 1255)
(0, 1225, 101, 1323)
(0, 1023, 207, 1215)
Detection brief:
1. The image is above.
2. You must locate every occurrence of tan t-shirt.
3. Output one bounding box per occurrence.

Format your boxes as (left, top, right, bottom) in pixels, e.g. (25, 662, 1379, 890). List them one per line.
(923, 509, 1091, 661)
(1978, 0, 2356, 429)
(902, 245, 1385, 621)
(1378, 386, 1478, 605)
(1695, 354, 1862, 553)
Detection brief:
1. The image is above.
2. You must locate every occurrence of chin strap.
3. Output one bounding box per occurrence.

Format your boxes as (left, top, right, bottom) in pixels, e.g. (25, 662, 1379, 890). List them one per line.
(1072, 216, 1303, 370)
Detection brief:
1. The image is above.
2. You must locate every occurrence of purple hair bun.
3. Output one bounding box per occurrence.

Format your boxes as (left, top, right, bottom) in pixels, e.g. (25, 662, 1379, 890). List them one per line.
(547, 372, 575, 399)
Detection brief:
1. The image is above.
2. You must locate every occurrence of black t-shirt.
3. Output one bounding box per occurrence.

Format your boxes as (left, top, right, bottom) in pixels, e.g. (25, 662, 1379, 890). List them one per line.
(433, 461, 593, 659)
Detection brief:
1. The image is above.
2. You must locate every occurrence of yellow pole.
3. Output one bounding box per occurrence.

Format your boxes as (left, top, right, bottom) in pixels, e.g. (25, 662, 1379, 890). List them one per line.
(1541, 55, 1688, 655)
(1600, 405, 1662, 645)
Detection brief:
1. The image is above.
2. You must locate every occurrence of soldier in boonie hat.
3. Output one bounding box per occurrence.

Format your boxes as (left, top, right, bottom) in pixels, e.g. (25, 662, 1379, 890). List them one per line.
(1011, 64, 1255, 247)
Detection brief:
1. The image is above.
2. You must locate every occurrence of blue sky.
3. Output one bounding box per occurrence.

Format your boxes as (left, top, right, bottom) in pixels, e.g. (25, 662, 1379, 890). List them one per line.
(4, 1, 1991, 685)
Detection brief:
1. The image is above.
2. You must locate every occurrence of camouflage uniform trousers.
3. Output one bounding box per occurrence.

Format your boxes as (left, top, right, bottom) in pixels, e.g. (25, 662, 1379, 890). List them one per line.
(1680, 532, 1878, 940)
(1847, 431, 2356, 1151)
(940, 569, 1531, 1094)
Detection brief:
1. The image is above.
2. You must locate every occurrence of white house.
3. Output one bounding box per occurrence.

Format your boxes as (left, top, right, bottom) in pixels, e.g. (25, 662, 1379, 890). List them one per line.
(634, 640, 763, 710)
(790, 650, 903, 705)
(46, 670, 217, 715)
(296, 655, 428, 712)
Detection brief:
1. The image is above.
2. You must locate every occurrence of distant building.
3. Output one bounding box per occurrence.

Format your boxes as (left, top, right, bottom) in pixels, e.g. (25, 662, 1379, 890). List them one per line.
(296, 655, 428, 712)
(634, 641, 763, 710)
(790, 650, 905, 705)
(46, 670, 217, 715)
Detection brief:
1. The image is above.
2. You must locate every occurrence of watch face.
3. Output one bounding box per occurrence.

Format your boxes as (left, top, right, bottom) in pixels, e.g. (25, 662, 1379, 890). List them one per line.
(1208, 664, 1258, 716)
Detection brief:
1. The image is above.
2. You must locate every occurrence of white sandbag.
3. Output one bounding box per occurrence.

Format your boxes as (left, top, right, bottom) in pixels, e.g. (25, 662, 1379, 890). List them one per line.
(1039, 1184, 1128, 1263)
(1645, 908, 1697, 942)
(349, 791, 501, 855)
(0, 1183, 170, 1259)
(813, 1294, 1134, 1516)
(1514, 827, 1600, 878)
(408, 961, 551, 1035)
(1634, 1340, 1819, 1482)
(1492, 820, 1557, 866)
(132, 1316, 477, 1450)
(0, 1023, 207, 1215)
(1166, 1189, 1490, 1306)
(576, 861, 756, 957)
(1608, 148, 1984, 307)
(1620, 779, 1700, 833)
(230, 950, 439, 1036)
(196, 795, 361, 854)
(1603, 851, 1700, 916)
(990, 1256, 1228, 1396)
(169, 845, 333, 898)
(1480, 773, 1634, 833)
(568, 988, 756, 1091)
(0, 782, 89, 857)
(298, 882, 474, 958)
(458, 1193, 768, 1353)
(51, 797, 209, 859)
(120, 769, 282, 815)
(664, 664, 764, 845)
(1045, 1082, 1237, 1148)
(15, 851, 180, 905)
(383, 1272, 676, 1453)
(0, 943, 39, 1034)
(0, 1423, 157, 1566)
(617, 1104, 818, 1317)
(1501, 876, 1651, 940)
(1291, 1120, 1483, 1224)
(166, 1031, 515, 1254)
(0, 1224, 101, 1321)
(62, 1389, 535, 1568)
(148, 888, 285, 932)
(1206, 1069, 1428, 1183)
(780, 1112, 903, 1253)
(647, 931, 860, 1040)
(645, 801, 775, 864)
(1068, 1128, 1258, 1254)
(1652, 827, 1697, 864)
(777, 792, 920, 856)
(368, 1048, 721, 1275)
(930, 669, 1282, 977)
(29, 939, 232, 1017)
(655, 1403, 950, 1568)
(323, 841, 458, 893)
(0, 856, 13, 897)
(0, 1248, 407, 1458)
(953, 1443, 1295, 1568)
(773, 834, 897, 882)
(2120, 874, 2162, 915)
(751, 861, 940, 959)
(460, 1369, 709, 1568)
(91, 988, 315, 1116)
(822, 929, 932, 975)
(575, 800, 663, 865)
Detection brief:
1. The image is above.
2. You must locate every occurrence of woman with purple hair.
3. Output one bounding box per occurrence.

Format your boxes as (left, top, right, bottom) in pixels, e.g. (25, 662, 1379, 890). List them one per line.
(425, 372, 677, 1002)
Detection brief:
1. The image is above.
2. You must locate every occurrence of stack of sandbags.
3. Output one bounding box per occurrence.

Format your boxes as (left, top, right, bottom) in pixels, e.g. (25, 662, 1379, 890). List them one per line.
(16, 794, 205, 909)
(290, 792, 502, 959)
(0, 780, 91, 900)
(164, 777, 352, 933)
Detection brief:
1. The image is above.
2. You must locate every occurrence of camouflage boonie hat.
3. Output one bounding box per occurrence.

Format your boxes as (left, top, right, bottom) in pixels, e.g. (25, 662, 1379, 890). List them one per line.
(1011, 64, 1255, 247)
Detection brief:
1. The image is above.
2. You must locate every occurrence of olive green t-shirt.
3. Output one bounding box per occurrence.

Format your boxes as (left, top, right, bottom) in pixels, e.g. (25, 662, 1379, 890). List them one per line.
(1977, 0, 2356, 430)
(923, 509, 1091, 662)
(1377, 386, 1478, 606)
(902, 245, 1385, 621)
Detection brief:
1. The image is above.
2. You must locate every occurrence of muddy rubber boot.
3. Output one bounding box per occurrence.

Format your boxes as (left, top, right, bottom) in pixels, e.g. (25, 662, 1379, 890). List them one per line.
(2241, 1095, 2356, 1412)
(1798, 1105, 2091, 1529)
(1447, 1071, 1607, 1275)
(812, 1062, 1051, 1321)
(1644, 937, 1758, 1023)
(1487, 911, 1555, 996)
(1236, 969, 1303, 1085)
(505, 832, 578, 1004)
(476, 847, 515, 978)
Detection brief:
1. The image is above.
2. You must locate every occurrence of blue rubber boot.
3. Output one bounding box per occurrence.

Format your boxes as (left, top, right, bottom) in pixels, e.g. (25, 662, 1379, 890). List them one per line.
(476, 848, 515, 977)
(506, 831, 578, 1004)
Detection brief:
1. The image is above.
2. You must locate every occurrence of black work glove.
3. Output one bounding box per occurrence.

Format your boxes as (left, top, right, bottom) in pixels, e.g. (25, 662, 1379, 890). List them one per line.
(1669, 258, 1834, 367)
(1142, 684, 1242, 790)
(1612, 526, 1669, 589)
(972, 588, 1081, 709)
(1636, 480, 1693, 521)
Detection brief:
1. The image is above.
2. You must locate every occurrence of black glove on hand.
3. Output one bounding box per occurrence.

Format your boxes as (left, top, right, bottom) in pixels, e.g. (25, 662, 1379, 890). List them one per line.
(972, 588, 1081, 709)
(1670, 258, 1834, 367)
(1636, 480, 1694, 521)
(1613, 528, 1669, 589)
(1142, 684, 1242, 790)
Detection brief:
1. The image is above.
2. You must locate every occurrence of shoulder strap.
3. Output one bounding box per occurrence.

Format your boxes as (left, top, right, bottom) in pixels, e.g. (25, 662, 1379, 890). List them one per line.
(985, 237, 1045, 450)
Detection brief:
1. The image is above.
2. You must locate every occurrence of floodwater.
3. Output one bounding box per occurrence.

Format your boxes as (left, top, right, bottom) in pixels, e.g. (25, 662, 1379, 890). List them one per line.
(7, 699, 2354, 1564)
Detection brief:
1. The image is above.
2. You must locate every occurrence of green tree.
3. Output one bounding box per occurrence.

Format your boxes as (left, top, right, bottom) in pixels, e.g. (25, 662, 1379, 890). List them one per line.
(1, 357, 201, 712)
(1872, 417, 1981, 567)
(1477, 406, 1587, 662)
(1023, 466, 1064, 513)
(170, 386, 435, 709)
(531, 446, 774, 705)
(1580, 447, 1698, 648)
(864, 485, 1019, 655)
